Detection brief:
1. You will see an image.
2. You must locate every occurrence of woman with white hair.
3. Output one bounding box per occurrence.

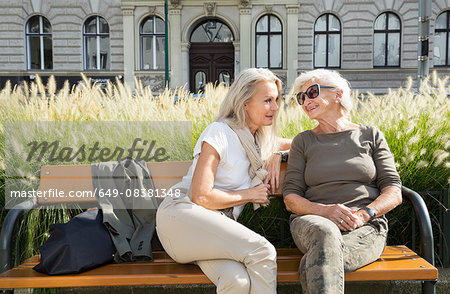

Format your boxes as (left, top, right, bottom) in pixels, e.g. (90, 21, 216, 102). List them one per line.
(283, 69, 402, 294)
(156, 68, 291, 294)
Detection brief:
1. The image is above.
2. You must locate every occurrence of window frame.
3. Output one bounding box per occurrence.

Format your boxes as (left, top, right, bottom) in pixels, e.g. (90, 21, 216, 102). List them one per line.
(373, 12, 402, 68)
(255, 14, 283, 69)
(140, 15, 165, 71)
(83, 15, 110, 71)
(313, 13, 341, 69)
(434, 10, 450, 67)
(26, 15, 53, 70)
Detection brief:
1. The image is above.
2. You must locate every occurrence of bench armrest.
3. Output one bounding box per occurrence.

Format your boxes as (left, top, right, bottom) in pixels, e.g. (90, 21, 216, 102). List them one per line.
(401, 186, 435, 266)
(0, 199, 37, 273)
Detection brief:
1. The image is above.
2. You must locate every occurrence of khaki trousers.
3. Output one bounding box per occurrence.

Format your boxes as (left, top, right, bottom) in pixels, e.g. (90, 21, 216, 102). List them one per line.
(156, 195, 277, 294)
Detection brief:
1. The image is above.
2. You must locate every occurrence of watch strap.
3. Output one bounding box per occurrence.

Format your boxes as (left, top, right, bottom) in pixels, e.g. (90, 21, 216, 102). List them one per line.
(275, 151, 288, 162)
(361, 206, 376, 219)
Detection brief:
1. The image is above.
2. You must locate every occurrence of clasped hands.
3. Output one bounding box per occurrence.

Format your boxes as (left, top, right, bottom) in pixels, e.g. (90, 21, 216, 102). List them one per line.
(324, 203, 371, 231)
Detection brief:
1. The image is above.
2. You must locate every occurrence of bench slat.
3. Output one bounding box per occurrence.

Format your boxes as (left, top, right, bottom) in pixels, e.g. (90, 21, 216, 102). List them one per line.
(0, 246, 437, 289)
(37, 161, 281, 205)
(38, 161, 191, 204)
(346, 252, 437, 281)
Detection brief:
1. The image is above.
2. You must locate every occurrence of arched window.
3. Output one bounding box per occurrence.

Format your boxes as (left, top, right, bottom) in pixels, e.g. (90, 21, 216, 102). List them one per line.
(434, 11, 450, 66)
(26, 15, 52, 70)
(255, 14, 282, 69)
(83, 16, 110, 70)
(190, 19, 233, 43)
(140, 16, 165, 70)
(373, 12, 401, 67)
(314, 14, 341, 68)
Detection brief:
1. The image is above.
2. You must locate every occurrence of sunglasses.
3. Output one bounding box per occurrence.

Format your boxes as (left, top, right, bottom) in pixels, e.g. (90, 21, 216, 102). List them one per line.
(296, 84, 335, 105)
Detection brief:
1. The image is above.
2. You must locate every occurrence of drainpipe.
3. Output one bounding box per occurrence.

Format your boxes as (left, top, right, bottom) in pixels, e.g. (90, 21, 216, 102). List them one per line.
(418, 0, 431, 91)
(165, 0, 169, 88)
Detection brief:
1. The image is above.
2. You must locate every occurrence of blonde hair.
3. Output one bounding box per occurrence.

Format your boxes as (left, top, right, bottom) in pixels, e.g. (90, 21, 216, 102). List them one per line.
(216, 68, 282, 159)
(293, 69, 353, 115)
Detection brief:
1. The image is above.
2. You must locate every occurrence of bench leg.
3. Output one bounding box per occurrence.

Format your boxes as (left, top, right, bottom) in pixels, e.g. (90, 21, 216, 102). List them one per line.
(422, 280, 436, 294)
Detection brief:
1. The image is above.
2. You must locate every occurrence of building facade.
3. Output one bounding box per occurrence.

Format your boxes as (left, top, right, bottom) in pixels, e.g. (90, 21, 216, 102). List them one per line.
(0, 0, 449, 93)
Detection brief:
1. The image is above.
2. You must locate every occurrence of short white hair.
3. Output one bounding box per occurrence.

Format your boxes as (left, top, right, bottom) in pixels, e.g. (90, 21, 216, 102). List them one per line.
(293, 69, 353, 114)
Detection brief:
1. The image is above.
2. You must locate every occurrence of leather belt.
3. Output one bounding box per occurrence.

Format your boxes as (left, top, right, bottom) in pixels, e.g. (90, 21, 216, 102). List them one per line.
(218, 207, 234, 219)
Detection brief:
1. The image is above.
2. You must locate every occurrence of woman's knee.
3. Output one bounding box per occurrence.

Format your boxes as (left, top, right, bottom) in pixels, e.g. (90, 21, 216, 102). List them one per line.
(257, 239, 277, 266)
(291, 215, 343, 251)
(234, 277, 251, 294)
(262, 239, 277, 260)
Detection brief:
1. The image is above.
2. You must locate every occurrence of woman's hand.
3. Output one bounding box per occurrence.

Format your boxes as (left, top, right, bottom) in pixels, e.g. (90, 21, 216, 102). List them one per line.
(322, 204, 364, 231)
(353, 210, 372, 226)
(264, 137, 292, 193)
(264, 153, 282, 194)
(245, 183, 270, 205)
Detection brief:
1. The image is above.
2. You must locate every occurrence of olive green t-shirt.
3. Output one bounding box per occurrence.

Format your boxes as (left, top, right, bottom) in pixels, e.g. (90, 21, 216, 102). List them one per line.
(283, 125, 401, 210)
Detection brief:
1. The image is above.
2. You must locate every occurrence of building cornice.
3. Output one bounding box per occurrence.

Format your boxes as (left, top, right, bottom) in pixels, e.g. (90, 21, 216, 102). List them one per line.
(121, 6, 135, 16)
(120, 0, 298, 7)
(169, 9, 181, 15)
(286, 5, 299, 14)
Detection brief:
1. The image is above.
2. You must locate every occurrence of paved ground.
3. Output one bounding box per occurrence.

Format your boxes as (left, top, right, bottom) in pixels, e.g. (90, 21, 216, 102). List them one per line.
(14, 267, 449, 293)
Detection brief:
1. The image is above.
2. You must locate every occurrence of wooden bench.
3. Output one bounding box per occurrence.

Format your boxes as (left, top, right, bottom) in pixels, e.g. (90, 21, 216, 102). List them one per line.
(0, 161, 438, 293)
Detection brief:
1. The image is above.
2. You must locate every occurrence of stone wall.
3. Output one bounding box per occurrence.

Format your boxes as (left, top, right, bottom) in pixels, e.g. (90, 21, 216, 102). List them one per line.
(0, 0, 449, 94)
(0, 0, 122, 72)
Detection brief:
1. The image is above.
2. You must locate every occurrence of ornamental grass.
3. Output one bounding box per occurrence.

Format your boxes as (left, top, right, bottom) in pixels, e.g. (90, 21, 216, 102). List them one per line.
(0, 72, 448, 266)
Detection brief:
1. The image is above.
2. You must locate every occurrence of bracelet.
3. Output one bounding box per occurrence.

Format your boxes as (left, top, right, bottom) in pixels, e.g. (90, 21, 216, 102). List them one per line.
(274, 151, 289, 162)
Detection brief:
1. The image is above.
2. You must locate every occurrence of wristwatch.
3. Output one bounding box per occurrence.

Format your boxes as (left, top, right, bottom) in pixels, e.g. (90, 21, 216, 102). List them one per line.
(360, 206, 376, 220)
(275, 151, 289, 162)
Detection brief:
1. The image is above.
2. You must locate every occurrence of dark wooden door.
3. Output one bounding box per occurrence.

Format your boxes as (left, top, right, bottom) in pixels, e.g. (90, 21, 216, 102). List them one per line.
(189, 42, 234, 92)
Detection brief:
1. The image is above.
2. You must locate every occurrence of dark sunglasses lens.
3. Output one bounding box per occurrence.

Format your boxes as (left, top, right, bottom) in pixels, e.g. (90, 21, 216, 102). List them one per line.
(297, 93, 305, 105)
(307, 85, 319, 99)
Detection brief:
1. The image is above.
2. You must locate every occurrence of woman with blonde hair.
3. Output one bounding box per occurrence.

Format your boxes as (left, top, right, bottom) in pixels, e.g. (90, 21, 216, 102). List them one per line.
(156, 68, 291, 294)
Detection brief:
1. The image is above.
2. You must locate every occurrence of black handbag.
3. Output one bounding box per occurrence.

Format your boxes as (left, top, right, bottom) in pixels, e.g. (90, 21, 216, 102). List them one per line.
(33, 208, 115, 275)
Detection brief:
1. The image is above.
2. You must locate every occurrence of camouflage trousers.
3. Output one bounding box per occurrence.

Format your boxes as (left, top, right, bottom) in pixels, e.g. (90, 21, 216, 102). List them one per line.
(290, 214, 388, 294)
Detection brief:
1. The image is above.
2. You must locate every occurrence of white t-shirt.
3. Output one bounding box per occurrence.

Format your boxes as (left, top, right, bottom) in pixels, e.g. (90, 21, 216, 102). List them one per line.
(173, 122, 252, 219)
